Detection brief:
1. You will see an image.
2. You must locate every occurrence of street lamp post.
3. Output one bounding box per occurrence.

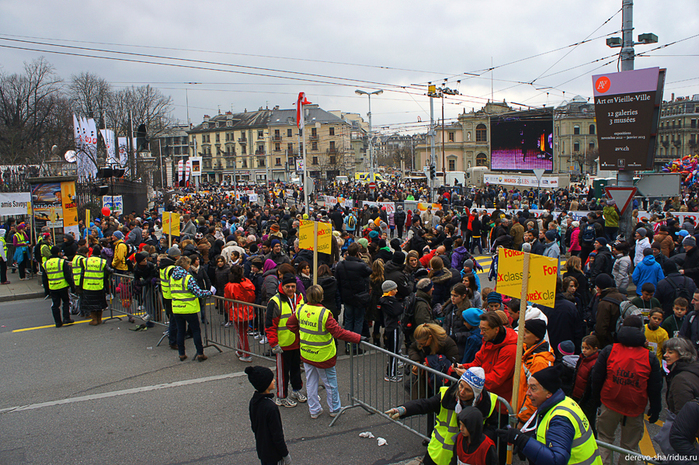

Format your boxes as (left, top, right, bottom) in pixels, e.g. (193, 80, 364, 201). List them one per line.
(355, 89, 383, 182)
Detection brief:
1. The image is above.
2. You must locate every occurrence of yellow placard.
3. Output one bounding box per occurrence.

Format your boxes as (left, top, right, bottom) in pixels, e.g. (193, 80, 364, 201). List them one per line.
(162, 212, 171, 235)
(299, 220, 332, 254)
(496, 248, 558, 307)
(417, 202, 442, 211)
(85, 209, 90, 227)
(60, 181, 78, 227)
(171, 213, 180, 237)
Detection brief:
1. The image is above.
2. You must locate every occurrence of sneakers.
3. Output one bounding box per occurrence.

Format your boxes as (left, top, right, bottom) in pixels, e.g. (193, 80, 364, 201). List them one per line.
(310, 408, 324, 419)
(238, 355, 252, 363)
(223, 321, 232, 327)
(290, 390, 307, 403)
(259, 336, 268, 344)
(384, 375, 403, 383)
(329, 410, 340, 418)
(278, 397, 297, 408)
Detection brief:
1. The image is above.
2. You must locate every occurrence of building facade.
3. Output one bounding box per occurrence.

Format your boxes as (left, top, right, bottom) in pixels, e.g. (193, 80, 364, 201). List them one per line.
(656, 94, 699, 168)
(553, 96, 598, 177)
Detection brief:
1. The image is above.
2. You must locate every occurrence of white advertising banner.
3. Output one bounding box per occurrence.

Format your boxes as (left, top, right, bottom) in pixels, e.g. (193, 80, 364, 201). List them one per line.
(0, 192, 31, 216)
(483, 174, 559, 188)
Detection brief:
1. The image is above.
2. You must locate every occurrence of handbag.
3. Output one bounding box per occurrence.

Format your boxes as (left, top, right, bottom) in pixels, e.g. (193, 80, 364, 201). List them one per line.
(652, 409, 678, 456)
(355, 290, 371, 307)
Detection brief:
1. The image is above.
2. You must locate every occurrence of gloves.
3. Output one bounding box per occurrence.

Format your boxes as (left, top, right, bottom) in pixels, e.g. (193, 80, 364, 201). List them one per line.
(360, 336, 370, 344)
(647, 410, 659, 424)
(282, 454, 292, 465)
(210, 286, 216, 295)
(384, 406, 406, 420)
(497, 427, 523, 446)
(272, 345, 283, 355)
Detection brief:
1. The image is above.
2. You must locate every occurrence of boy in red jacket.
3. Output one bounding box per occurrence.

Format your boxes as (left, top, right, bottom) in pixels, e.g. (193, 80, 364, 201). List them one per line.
(572, 334, 600, 435)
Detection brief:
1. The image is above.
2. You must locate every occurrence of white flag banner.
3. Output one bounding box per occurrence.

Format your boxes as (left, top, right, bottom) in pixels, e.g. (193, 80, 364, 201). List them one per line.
(73, 114, 82, 151)
(100, 129, 117, 165)
(117, 137, 135, 177)
(185, 159, 192, 183)
(177, 160, 184, 184)
(76, 116, 98, 179)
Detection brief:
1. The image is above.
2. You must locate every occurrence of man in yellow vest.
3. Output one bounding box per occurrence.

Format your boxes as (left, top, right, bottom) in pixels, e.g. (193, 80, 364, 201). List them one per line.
(80, 245, 110, 326)
(286, 284, 363, 419)
(385, 367, 501, 465)
(43, 246, 76, 328)
(0, 228, 9, 284)
(265, 273, 306, 408)
(158, 248, 180, 350)
(71, 246, 89, 318)
(496, 365, 602, 465)
(169, 255, 213, 362)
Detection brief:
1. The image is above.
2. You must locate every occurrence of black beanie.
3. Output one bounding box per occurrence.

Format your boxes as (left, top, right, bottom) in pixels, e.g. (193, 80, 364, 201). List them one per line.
(392, 251, 405, 265)
(245, 366, 274, 392)
(525, 319, 547, 341)
(532, 365, 563, 394)
(595, 273, 615, 290)
(282, 273, 296, 285)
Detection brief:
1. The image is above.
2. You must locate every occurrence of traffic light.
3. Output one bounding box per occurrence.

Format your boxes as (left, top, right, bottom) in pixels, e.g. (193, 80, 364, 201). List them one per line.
(430, 164, 436, 179)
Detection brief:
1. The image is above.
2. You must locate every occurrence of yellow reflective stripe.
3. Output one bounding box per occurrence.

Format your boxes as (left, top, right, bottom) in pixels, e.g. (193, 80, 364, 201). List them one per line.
(570, 450, 601, 465)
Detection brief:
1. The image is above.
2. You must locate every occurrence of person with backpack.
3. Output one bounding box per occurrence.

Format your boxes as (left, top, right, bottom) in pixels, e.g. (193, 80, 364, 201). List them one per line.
(679, 290, 699, 351)
(588, 238, 614, 285)
(662, 297, 689, 339)
(579, 218, 598, 264)
(593, 273, 626, 348)
(590, 315, 662, 465)
(344, 210, 357, 235)
(378, 280, 404, 382)
(656, 261, 697, 318)
(632, 248, 665, 296)
(394, 205, 406, 239)
(402, 278, 436, 347)
(633, 228, 651, 267)
(111, 231, 130, 273)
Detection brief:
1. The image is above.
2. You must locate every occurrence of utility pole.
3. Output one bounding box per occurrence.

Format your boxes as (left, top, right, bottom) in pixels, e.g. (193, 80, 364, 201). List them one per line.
(428, 83, 459, 200)
(355, 90, 383, 182)
(429, 83, 437, 202)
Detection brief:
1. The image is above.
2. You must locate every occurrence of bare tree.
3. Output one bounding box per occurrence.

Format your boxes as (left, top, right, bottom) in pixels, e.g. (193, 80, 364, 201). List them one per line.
(0, 57, 64, 166)
(109, 85, 173, 139)
(68, 72, 113, 125)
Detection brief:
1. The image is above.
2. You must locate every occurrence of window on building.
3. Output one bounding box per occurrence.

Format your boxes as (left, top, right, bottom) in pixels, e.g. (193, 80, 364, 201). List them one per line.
(448, 132, 455, 142)
(312, 156, 318, 165)
(679, 120, 683, 128)
(574, 141, 580, 152)
(274, 129, 280, 138)
(276, 157, 282, 166)
(242, 159, 247, 168)
(227, 158, 234, 168)
(257, 145, 264, 154)
(241, 145, 246, 155)
(691, 134, 696, 143)
(288, 143, 294, 154)
(311, 127, 317, 138)
(589, 141, 595, 150)
(312, 141, 318, 151)
(573, 125, 580, 135)
(258, 157, 265, 168)
(287, 129, 293, 137)
(589, 124, 595, 135)
(448, 159, 456, 171)
(476, 153, 488, 166)
(275, 143, 281, 152)
(329, 156, 336, 165)
(692, 119, 697, 129)
(329, 141, 335, 151)
(329, 127, 335, 136)
(215, 133, 220, 142)
(257, 130, 263, 139)
(476, 124, 487, 142)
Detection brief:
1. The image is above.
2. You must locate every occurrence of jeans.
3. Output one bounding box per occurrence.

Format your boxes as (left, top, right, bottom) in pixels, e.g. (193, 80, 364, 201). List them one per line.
(50, 287, 71, 325)
(174, 312, 203, 356)
(343, 304, 364, 335)
(304, 364, 341, 415)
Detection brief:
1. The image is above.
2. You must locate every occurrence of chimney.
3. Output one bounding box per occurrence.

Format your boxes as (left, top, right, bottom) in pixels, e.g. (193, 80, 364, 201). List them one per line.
(671, 93, 675, 101)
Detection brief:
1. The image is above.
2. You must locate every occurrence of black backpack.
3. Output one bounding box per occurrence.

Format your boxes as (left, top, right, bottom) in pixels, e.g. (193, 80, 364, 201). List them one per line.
(668, 276, 693, 304)
(581, 224, 596, 244)
(401, 292, 429, 340)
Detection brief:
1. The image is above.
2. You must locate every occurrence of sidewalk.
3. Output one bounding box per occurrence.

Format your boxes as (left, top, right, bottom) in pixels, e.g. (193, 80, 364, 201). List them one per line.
(0, 274, 45, 302)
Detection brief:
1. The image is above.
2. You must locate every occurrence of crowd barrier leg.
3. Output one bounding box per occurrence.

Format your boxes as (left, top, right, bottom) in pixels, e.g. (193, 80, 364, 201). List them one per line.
(201, 297, 222, 353)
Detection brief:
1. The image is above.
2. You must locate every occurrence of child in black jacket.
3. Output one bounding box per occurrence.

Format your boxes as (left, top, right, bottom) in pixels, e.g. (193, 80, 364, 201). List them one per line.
(245, 366, 292, 465)
(378, 280, 404, 382)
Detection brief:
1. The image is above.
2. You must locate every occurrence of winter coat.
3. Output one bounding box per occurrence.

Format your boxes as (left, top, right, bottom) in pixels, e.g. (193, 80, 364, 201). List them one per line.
(682, 246, 699, 285)
(461, 327, 483, 365)
(224, 278, 256, 322)
(441, 299, 472, 361)
(538, 296, 584, 354)
(669, 399, 699, 460)
(632, 255, 665, 295)
(318, 274, 341, 319)
(589, 248, 614, 284)
(666, 360, 699, 415)
(451, 246, 470, 270)
(62, 235, 78, 260)
(543, 240, 560, 259)
(384, 261, 411, 300)
(517, 339, 555, 424)
(463, 328, 518, 405)
(590, 324, 663, 416)
(335, 256, 371, 307)
(572, 351, 599, 400)
(248, 392, 289, 463)
(563, 268, 590, 309)
(134, 261, 158, 291)
(612, 255, 633, 293)
(378, 295, 403, 331)
(259, 260, 279, 306)
(430, 268, 453, 307)
(656, 274, 698, 317)
(569, 228, 581, 253)
(368, 279, 383, 322)
(653, 231, 675, 257)
(594, 287, 625, 348)
(408, 333, 459, 365)
(414, 289, 435, 327)
(213, 264, 230, 296)
(634, 237, 651, 266)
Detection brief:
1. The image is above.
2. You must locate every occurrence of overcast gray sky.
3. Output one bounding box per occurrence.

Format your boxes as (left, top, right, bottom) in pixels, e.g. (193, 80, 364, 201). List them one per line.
(2, 0, 698, 133)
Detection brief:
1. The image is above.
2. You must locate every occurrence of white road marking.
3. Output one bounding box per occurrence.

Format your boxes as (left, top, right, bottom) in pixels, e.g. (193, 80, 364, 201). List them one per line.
(0, 370, 256, 414)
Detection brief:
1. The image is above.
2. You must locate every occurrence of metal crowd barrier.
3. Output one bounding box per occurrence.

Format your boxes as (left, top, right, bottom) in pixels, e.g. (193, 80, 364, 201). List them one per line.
(201, 295, 273, 361)
(106, 273, 168, 327)
(329, 340, 515, 464)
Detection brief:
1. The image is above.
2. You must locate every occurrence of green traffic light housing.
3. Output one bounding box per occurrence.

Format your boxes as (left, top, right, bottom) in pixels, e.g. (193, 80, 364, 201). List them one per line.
(606, 37, 622, 47)
(638, 33, 658, 44)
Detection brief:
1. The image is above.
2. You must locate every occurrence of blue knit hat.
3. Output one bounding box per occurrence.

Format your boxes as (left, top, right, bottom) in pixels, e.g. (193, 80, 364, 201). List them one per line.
(459, 367, 486, 405)
(487, 292, 502, 304)
(462, 307, 483, 327)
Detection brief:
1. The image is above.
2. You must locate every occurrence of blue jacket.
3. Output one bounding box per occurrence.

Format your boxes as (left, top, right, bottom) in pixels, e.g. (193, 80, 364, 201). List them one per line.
(632, 255, 665, 296)
(520, 389, 576, 465)
(462, 327, 483, 364)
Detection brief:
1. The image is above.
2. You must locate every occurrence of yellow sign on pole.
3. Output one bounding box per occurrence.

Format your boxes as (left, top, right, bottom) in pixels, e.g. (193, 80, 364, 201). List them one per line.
(162, 212, 171, 235)
(170, 213, 181, 238)
(85, 209, 90, 229)
(496, 248, 558, 307)
(299, 220, 331, 254)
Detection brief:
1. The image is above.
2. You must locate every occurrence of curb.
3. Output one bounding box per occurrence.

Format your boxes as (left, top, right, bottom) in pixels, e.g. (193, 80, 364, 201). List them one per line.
(0, 292, 46, 303)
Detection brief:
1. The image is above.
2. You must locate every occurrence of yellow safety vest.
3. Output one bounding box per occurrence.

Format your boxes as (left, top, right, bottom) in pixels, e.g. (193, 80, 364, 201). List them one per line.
(428, 388, 499, 465)
(271, 293, 304, 348)
(71, 255, 87, 287)
(536, 397, 602, 465)
(160, 265, 174, 300)
(0, 237, 6, 259)
(41, 243, 50, 265)
(296, 304, 335, 362)
(170, 273, 199, 314)
(82, 256, 106, 291)
(45, 257, 69, 290)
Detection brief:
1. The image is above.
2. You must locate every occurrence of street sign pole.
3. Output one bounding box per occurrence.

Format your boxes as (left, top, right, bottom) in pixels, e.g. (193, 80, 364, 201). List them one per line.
(533, 169, 545, 209)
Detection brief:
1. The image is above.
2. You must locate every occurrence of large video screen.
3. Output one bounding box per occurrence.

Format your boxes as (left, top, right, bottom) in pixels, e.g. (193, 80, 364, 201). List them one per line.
(490, 109, 553, 172)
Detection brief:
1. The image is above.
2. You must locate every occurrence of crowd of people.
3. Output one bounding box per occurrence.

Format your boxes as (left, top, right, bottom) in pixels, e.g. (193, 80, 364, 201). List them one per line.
(6, 178, 699, 465)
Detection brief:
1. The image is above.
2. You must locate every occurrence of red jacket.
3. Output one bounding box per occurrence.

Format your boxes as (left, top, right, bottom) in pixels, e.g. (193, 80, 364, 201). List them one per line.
(287, 306, 361, 369)
(572, 351, 598, 400)
(419, 249, 437, 267)
(224, 278, 256, 322)
(463, 328, 518, 406)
